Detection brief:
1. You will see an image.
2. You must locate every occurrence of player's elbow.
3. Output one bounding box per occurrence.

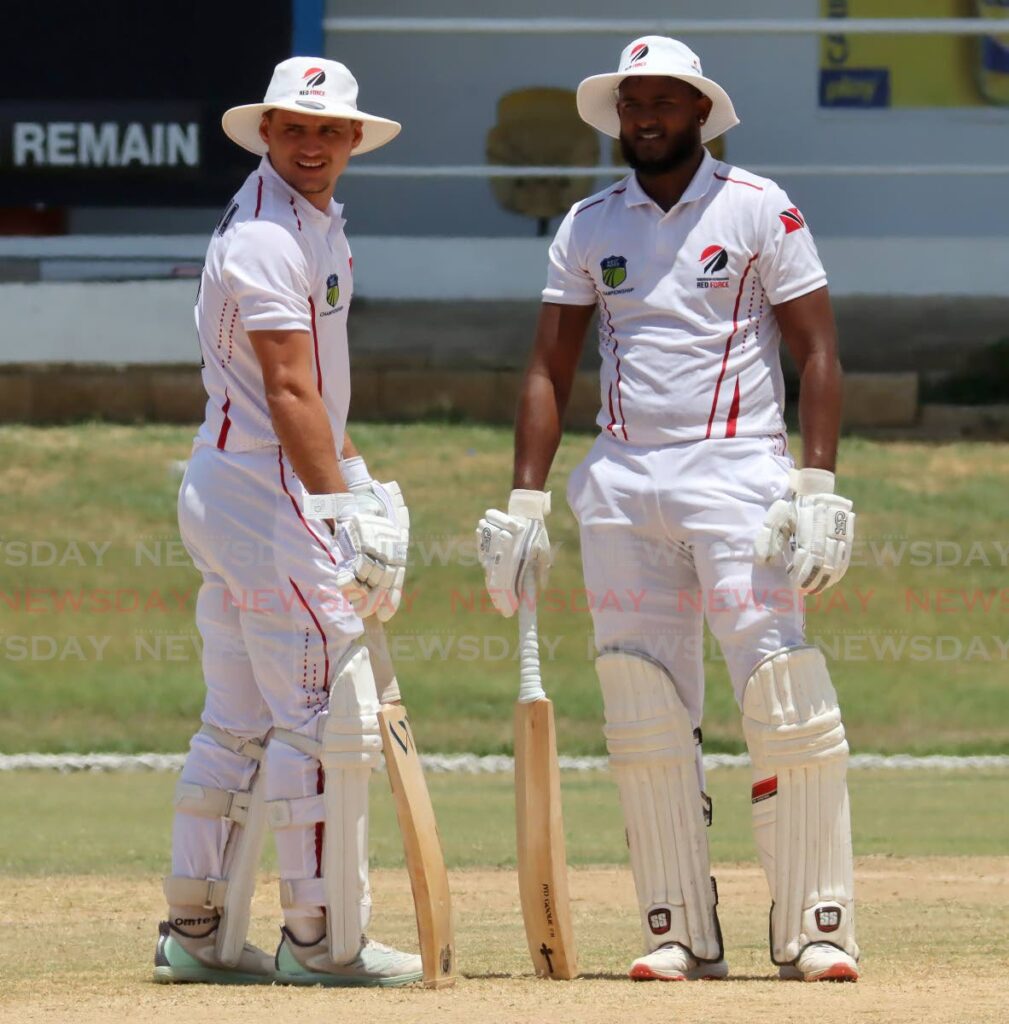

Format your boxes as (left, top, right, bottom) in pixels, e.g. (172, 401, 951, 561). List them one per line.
(262, 370, 316, 410)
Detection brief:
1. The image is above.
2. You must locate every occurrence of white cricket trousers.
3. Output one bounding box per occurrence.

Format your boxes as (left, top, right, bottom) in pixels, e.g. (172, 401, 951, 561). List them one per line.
(567, 433, 805, 735)
(172, 441, 361, 920)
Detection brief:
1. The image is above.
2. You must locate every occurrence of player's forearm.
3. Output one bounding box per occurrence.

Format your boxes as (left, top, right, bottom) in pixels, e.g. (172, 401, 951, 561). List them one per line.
(341, 432, 360, 460)
(513, 368, 567, 490)
(266, 388, 347, 494)
(796, 349, 842, 472)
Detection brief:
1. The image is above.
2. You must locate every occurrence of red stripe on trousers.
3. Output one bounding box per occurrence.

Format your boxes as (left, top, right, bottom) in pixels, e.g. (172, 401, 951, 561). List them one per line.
(705, 254, 758, 438)
(215, 389, 232, 450)
(288, 576, 331, 692)
(315, 765, 325, 878)
(277, 447, 336, 565)
(289, 577, 331, 888)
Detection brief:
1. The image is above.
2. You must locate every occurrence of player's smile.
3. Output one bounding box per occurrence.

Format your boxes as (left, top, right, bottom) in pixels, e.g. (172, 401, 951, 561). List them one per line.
(259, 110, 363, 210)
(615, 75, 711, 178)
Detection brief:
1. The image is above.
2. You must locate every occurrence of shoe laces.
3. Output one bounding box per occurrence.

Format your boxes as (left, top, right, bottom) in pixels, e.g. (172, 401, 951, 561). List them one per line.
(360, 936, 412, 958)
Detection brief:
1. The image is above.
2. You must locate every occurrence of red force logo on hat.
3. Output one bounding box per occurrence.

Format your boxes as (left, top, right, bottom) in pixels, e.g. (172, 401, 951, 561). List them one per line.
(302, 67, 326, 88)
(626, 43, 649, 68)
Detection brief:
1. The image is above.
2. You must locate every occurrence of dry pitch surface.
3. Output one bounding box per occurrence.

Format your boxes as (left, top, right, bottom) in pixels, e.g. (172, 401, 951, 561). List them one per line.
(2, 857, 1006, 1024)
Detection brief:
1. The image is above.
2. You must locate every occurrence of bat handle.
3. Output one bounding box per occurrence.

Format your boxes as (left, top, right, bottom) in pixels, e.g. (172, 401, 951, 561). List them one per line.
(517, 580, 546, 704)
(362, 616, 401, 705)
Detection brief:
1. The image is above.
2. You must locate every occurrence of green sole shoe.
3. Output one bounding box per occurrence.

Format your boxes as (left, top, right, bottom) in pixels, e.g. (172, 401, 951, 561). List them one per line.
(153, 922, 274, 985)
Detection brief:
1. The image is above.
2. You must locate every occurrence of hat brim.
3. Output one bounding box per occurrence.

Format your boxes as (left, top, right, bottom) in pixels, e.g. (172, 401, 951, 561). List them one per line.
(576, 70, 739, 144)
(221, 100, 401, 157)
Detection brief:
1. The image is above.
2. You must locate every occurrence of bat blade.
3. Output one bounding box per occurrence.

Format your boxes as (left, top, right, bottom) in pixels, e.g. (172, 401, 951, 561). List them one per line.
(379, 704, 456, 989)
(514, 697, 578, 980)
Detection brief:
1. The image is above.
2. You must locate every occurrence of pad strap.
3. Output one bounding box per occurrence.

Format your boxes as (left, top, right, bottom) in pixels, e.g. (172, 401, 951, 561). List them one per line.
(279, 877, 327, 910)
(174, 781, 252, 825)
(164, 875, 228, 911)
(266, 794, 326, 829)
(271, 727, 322, 761)
(199, 723, 266, 762)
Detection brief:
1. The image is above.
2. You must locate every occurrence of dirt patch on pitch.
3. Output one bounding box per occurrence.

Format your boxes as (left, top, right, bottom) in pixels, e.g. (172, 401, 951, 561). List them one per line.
(1, 858, 1006, 1024)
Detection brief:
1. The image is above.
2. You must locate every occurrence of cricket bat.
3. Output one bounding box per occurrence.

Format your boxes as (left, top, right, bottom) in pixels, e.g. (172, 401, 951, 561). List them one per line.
(363, 618, 456, 989)
(514, 597, 578, 979)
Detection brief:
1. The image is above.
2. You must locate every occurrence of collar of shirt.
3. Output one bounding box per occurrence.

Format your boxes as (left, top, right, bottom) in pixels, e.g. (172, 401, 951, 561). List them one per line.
(622, 148, 717, 214)
(258, 155, 345, 230)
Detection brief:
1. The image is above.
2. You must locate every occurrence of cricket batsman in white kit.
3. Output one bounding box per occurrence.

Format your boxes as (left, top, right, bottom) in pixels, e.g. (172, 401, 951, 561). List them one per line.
(479, 37, 859, 983)
(155, 58, 422, 986)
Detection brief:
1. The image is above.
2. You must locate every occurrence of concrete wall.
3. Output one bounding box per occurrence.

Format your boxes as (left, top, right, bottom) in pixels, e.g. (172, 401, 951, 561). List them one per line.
(1, 280, 1007, 370)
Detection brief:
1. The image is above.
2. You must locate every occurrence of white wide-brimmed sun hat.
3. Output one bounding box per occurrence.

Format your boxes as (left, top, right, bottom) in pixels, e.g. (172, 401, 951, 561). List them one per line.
(576, 36, 739, 144)
(222, 57, 401, 157)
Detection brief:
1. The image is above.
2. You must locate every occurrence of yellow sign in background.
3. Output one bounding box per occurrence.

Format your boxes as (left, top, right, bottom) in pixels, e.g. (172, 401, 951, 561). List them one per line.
(820, 0, 1009, 107)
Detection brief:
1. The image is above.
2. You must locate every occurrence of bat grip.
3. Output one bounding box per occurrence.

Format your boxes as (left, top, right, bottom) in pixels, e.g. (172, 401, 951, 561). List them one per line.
(362, 617, 402, 705)
(517, 586, 546, 704)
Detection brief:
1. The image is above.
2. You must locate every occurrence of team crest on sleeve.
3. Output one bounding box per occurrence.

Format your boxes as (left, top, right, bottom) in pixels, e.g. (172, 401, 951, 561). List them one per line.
(779, 207, 806, 234)
(601, 254, 628, 289)
(326, 273, 340, 306)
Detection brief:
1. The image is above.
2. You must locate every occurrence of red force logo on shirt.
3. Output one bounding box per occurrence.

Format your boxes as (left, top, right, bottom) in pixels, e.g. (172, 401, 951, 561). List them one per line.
(779, 207, 806, 234)
(697, 245, 730, 289)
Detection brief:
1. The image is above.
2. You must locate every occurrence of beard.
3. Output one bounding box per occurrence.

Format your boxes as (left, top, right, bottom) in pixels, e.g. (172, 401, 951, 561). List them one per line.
(619, 127, 701, 176)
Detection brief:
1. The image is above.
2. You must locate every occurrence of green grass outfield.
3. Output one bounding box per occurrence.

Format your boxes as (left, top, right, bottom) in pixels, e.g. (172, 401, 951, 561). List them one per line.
(1, 424, 1007, 756)
(3, 767, 1007, 875)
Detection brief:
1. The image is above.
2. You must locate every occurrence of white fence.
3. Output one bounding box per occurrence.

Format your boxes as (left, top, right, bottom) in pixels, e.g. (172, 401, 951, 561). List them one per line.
(3, 751, 1007, 773)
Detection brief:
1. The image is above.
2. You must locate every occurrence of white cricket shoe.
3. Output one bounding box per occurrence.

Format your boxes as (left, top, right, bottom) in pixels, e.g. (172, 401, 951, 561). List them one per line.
(629, 942, 729, 981)
(274, 928, 423, 987)
(153, 920, 274, 984)
(779, 943, 859, 982)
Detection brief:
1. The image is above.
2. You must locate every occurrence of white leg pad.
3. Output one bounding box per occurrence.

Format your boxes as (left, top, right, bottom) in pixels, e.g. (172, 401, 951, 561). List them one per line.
(270, 646, 382, 965)
(742, 646, 858, 965)
(597, 649, 723, 961)
(163, 723, 268, 967)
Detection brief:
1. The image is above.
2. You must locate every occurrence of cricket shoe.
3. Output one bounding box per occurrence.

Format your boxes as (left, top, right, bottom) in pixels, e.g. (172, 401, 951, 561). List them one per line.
(273, 928, 423, 987)
(153, 920, 274, 984)
(779, 943, 859, 982)
(629, 943, 729, 981)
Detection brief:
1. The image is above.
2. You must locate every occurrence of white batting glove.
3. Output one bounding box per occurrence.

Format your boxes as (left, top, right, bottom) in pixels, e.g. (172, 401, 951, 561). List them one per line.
(340, 457, 411, 621)
(340, 457, 406, 521)
(476, 489, 552, 618)
(304, 479, 410, 622)
(754, 468, 855, 595)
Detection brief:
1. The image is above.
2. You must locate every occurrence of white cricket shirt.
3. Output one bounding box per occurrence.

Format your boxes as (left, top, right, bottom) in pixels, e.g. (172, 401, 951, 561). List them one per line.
(194, 156, 353, 452)
(543, 150, 827, 444)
